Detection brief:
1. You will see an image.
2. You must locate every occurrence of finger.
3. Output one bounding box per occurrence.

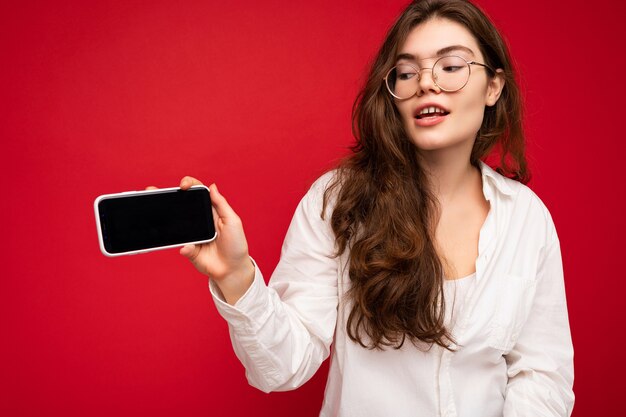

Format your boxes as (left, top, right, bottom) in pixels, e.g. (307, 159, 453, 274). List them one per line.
(211, 205, 220, 230)
(180, 176, 204, 190)
(145, 186, 158, 190)
(180, 244, 201, 260)
(209, 183, 240, 224)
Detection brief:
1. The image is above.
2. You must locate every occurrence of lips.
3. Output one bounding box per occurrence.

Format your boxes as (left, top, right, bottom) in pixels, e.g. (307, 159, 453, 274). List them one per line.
(414, 104, 450, 119)
(412, 103, 450, 127)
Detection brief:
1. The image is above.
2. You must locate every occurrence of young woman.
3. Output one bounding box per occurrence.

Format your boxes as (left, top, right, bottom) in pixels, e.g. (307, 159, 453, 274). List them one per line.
(175, 0, 574, 415)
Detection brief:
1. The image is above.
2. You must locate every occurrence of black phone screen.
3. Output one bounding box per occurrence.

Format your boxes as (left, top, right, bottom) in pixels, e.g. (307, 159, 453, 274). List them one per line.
(97, 188, 215, 254)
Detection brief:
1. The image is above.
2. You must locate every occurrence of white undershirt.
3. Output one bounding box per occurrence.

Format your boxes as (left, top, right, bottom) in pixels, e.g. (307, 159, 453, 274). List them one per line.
(443, 272, 476, 329)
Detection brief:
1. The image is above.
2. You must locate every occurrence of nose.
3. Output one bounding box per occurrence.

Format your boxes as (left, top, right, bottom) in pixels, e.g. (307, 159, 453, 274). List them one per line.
(416, 67, 441, 96)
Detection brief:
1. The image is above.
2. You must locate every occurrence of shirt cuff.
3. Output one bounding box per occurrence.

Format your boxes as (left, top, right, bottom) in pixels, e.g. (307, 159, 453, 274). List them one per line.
(208, 257, 270, 329)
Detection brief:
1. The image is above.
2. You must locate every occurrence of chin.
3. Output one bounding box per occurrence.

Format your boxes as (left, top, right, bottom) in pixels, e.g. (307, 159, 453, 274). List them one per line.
(409, 135, 472, 153)
(408, 134, 452, 151)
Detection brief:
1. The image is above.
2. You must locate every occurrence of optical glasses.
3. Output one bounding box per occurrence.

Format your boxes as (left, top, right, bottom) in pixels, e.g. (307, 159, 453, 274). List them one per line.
(384, 55, 495, 99)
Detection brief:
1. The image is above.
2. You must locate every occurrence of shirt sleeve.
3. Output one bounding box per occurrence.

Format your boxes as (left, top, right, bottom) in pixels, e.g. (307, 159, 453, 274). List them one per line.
(209, 175, 339, 393)
(503, 225, 575, 416)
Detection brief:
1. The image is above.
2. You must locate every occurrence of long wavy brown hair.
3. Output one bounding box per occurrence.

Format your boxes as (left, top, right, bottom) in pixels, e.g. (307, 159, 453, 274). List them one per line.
(323, 0, 528, 351)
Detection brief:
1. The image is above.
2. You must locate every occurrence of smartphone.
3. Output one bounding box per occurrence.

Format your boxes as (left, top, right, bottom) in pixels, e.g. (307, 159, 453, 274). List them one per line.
(94, 186, 216, 257)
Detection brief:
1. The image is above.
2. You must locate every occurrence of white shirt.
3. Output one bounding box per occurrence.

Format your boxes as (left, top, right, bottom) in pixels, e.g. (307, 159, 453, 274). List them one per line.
(210, 161, 575, 417)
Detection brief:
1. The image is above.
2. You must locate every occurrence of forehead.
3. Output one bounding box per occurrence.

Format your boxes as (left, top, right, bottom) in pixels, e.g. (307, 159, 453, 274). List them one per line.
(398, 17, 482, 60)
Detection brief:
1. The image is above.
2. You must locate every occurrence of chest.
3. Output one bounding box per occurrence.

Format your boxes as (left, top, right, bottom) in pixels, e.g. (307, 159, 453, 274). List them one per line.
(435, 198, 490, 279)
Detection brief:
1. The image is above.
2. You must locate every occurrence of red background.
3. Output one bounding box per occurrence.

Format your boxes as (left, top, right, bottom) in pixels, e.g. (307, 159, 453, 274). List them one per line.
(2, 0, 624, 415)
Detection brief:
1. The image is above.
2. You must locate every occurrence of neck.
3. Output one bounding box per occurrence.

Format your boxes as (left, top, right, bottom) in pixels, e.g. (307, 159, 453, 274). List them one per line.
(418, 145, 481, 203)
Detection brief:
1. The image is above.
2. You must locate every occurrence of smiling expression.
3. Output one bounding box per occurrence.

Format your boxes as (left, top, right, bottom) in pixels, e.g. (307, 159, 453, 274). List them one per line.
(393, 18, 503, 155)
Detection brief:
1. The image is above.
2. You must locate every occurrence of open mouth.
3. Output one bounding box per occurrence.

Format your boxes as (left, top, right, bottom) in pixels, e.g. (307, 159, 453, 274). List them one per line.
(415, 106, 450, 119)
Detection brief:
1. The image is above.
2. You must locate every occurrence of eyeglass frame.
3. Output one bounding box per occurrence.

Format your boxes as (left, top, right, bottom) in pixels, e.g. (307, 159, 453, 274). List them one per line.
(383, 55, 496, 99)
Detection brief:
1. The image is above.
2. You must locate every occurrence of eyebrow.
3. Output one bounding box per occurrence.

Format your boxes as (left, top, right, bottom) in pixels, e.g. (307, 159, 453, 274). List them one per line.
(396, 45, 475, 62)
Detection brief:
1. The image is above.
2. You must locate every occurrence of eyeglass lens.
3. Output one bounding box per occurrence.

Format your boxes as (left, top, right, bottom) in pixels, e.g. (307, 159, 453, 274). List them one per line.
(386, 56, 470, 98)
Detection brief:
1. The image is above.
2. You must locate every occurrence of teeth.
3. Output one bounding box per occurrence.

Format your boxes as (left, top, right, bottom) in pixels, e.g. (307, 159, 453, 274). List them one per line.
(419, 106, 445, 115)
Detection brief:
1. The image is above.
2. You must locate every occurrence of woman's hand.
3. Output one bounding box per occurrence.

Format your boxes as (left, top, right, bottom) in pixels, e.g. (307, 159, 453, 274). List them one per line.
(147, 177, 255, 305)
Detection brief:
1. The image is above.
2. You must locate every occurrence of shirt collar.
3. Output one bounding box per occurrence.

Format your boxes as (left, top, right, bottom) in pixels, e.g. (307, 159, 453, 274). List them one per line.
(478, 160, 515, 198)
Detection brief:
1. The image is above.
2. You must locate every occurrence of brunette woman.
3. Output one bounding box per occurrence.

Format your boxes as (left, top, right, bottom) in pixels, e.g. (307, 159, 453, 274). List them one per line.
(175, 1, 574, 415)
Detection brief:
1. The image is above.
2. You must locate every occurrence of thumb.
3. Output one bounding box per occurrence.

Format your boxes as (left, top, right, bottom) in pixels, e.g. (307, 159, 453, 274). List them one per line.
(180, 244, 200, 261)
(209, 184, 240, 224)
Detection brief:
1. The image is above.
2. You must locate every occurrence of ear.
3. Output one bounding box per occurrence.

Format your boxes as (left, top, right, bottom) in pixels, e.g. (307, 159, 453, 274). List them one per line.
(485, 69, 505, 107)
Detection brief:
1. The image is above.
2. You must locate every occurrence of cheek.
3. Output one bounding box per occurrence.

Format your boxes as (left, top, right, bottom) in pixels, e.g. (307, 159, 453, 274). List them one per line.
(395, 102, 414, 127)
(456, 92, 487, 132)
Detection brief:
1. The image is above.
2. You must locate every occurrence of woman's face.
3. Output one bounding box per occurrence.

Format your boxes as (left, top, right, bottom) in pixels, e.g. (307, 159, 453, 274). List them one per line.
(393, 18, 503, 155)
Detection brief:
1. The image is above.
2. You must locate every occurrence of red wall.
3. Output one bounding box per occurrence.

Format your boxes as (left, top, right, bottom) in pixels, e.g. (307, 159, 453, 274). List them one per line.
(2, 0, 624, 415)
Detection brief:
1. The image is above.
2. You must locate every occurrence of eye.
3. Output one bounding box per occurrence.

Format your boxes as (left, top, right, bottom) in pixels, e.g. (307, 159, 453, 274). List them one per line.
(435, 56, 468, 74)
(395, 64, 418, 81)
(441, 65, 464, 73)
(398, 71, 417, 80)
